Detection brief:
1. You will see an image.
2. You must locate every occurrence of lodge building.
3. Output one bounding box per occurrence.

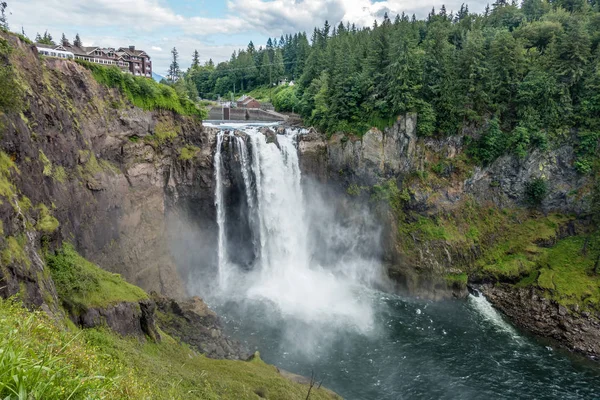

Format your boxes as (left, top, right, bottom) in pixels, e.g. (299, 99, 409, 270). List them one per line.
(35, 40, 152, 78)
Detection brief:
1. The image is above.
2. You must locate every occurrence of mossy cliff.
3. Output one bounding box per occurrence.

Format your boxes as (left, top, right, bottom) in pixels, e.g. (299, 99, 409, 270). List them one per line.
(298, 114, 600, 358)
(0, 30, 219, 304)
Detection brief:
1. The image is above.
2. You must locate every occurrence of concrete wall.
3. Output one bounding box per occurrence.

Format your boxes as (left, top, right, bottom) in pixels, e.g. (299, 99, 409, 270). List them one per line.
(207, 107, 286, 122)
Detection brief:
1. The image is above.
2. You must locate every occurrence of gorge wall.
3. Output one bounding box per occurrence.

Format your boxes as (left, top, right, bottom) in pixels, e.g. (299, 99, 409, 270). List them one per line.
(297, 114, 600, 358)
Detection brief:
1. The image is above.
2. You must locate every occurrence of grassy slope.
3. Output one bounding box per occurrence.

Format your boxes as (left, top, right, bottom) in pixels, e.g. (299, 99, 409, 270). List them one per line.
(245, 85, 286, 103)
(46, 243, 148, 310)
(0, 298, 338, 400)
(0, 243, 339, 399)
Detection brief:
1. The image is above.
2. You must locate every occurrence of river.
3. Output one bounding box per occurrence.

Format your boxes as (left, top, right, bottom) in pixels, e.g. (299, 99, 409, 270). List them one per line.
(202, 123, 600, 399)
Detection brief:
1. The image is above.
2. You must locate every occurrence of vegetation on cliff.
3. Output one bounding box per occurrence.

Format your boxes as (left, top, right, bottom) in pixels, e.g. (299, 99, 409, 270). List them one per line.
(76, 60, 206, 119)
(0, 241, 339, 400)
(46, 243, 148, 312)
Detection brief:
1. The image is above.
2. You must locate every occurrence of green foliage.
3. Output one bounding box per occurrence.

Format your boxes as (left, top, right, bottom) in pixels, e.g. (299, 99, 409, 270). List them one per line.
(272, 85, 299, 112)
(0, 38, 22, 113)
(35, 204, 59, 233)
(469, 118, 507, 165)
(0, 298, 149, 399)
(147, 120, 180, 146)
(46, 243, 147, 311)
(524, 177, 548, 206)
(371, 179, 403, 212)
(574, 130, 599, 174)
(76, 61, 205, 118)
(178, 144, 200, 161)
(1, 235, 29, 267)
(0, 151, 18, 203)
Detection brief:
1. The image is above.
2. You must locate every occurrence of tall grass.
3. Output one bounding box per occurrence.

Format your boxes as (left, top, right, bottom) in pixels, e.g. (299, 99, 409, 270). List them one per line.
(0, 298, 149, 399)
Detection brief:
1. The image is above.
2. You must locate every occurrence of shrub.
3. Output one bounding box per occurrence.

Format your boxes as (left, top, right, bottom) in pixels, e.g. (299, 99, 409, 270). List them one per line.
(524, 177, 548, 206)
(36, 204, 59, 233)
(179, 145, 200, 161)
(0, 38, 22, 113)
(272, 85, 299, 112)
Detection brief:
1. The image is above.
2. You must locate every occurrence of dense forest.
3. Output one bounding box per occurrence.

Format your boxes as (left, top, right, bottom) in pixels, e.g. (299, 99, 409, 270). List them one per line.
(182, 0, 600, 170)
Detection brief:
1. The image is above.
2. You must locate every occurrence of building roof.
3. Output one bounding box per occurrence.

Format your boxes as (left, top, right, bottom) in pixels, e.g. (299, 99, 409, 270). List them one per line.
(36, 42, 150, 61)
(117, 47, 149, 58)
(242, 97, 260, 106)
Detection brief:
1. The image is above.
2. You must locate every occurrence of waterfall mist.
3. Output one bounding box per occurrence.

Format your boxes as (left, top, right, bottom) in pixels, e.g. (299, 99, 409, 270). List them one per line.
(179, 126, 387, 357)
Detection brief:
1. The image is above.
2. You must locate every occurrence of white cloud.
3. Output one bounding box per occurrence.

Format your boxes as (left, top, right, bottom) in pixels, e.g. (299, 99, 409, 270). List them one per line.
(8, 0, 489, 72)
(228, 0, 490, 35)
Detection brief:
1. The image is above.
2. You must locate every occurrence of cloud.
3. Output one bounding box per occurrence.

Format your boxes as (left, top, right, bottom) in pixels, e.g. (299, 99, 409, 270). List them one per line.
(228, 0, 490, 35)
(9, 0, 490, 72)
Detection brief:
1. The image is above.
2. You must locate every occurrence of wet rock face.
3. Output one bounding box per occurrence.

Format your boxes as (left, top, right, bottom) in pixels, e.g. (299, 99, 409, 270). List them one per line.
(153, 294, 250, 360)
(479, 284, 600, 359)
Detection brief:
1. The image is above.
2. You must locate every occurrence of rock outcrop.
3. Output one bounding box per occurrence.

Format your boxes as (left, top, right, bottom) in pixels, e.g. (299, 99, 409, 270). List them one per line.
(153, 294, 250, 360)
(72, 299, 161, 341)
(479, 284, 600, 359)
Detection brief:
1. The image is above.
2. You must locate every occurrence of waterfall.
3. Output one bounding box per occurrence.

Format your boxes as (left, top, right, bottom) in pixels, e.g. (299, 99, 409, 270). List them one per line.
(213, 131, 229, 288)
(212, 126, 377, 334)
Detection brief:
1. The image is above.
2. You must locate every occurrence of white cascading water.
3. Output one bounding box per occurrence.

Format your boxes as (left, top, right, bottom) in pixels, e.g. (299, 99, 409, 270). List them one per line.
(213, 132, 229, 289)
(213, 127, 376, 333)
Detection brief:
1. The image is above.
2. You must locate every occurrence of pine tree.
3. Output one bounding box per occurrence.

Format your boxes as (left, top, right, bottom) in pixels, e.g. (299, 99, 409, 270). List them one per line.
(61, 33, 69, 45)
(192, 50, 200, 68)
(74, 33, 82, 48)
(168, 47, 181, 83)
(0, 1, 8, 31)
(37, 30, 55, 45)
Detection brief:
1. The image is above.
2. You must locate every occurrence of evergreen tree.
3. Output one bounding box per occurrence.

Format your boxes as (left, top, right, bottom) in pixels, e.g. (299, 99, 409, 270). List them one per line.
(37, 30, 55, 45)
(0, 2, 8, 31)
(192, 50, 200, 68)
(74, 33, 82, 48)
(168, 47, 181, 83)
(61, 33, 68, 45)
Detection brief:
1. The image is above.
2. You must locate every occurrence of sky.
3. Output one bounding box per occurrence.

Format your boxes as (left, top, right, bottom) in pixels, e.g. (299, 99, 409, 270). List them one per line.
(7, 0, 489, 76)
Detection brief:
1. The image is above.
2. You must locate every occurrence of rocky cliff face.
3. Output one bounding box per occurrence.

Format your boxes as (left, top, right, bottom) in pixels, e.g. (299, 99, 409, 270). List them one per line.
(0, 33, 221, 310)
(297, 114, 599, 358)
(0, 32, 249, 362)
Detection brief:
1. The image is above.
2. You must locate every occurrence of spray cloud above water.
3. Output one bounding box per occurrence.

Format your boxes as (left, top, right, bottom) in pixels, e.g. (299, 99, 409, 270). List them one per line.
(197, 126, 387, 354)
